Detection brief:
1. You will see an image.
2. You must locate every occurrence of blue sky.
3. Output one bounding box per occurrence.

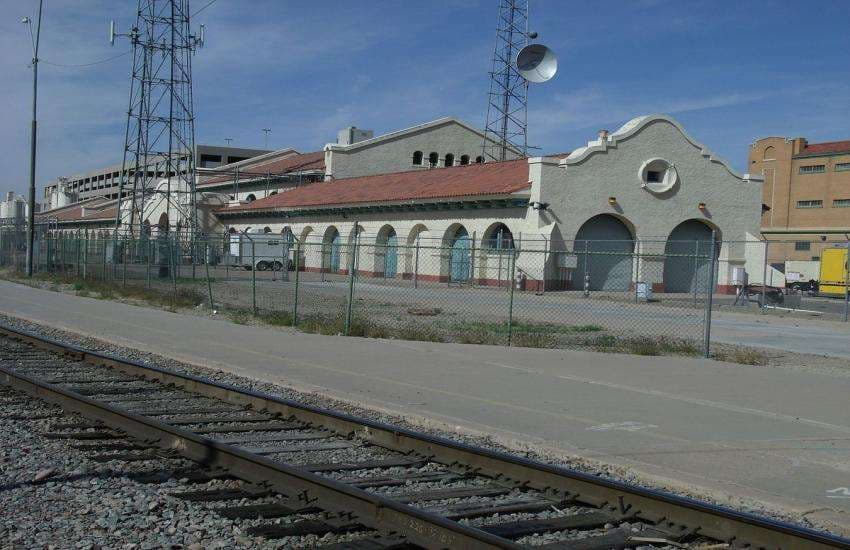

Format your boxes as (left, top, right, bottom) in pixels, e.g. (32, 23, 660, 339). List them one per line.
(3, 0, 850, 197)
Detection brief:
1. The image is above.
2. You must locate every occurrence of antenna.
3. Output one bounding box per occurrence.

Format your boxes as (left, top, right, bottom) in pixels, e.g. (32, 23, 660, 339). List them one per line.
(482, 0, 557, 162)
(109, 20, 116, 45)
(113, 0, 203, 244)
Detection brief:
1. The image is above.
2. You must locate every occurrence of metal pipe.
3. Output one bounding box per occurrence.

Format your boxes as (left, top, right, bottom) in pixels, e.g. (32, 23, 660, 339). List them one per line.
(761, 240, 769, 310)
(344, 222, 359, 335)
(703, 230, 717, 358)
(413, 237, 420, 289)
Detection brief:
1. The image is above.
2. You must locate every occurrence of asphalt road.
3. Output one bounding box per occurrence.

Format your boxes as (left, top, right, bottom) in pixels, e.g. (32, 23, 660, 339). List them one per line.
(0, 280, 848, 532)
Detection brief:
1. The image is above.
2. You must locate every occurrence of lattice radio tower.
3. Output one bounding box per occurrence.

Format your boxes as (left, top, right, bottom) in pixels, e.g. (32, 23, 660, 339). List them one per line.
(112, 1, 204, 239)
(482, 0, 530, 162)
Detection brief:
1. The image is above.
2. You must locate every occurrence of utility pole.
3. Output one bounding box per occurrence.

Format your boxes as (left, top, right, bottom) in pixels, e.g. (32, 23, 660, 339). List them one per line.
(262, 128, 271, 149)
(224, 138, 233, 146)
(23, 2, 43, 277)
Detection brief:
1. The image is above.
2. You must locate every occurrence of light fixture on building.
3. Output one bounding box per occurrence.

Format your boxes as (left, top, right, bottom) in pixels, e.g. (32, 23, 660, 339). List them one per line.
(608, 196, 617, 206)
(698, 202, 707, 211)
(529, 201, 549, 211)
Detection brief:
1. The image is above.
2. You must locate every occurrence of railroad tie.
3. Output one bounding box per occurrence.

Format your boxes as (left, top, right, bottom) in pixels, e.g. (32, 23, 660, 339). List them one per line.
(246, 520, 363, 539)
(215, 502, 320, 520)
(170, 488, 274, 502)
(480, 510, 615, 538)
(303, 457, 427, 473)
(534, 526, 675, 550)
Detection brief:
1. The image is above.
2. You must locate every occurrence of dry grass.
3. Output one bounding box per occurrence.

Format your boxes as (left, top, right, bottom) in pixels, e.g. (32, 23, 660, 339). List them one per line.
(714, 348, 769, 366)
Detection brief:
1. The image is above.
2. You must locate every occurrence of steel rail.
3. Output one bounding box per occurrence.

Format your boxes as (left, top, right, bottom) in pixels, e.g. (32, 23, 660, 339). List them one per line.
(1, 322, 847, 549)
(0, 360, 520, 550)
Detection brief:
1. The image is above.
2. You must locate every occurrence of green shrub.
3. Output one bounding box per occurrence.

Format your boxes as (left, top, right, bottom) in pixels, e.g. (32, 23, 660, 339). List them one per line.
(257, 310, 294, 327)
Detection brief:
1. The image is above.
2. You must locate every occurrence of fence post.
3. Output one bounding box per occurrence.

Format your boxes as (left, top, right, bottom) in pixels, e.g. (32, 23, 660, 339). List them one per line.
(293, 240, 301, 325)
(82, 230, 88, 279)
(583, 240, 590, 297)
(844, 240, 850, 323)
(170, 238, 178, 300)
(101, 238, 107, 282)
(761, 239, 769, 311)
(414, 237, 420, 289)
(122, 235, 128, 287)
(703, 230, 717, 358)
(470, 231, 476, 287)
(146, 241, 152, 288)
(344, 224, 359, 335)
(251, 239, 257, 315)
(507, 248, 517, 347)
(204, 240, 215, 313)
(692, 240, 699, 304)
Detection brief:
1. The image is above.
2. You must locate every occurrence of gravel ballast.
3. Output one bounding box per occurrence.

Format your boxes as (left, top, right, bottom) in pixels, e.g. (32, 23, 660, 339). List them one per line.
(0, 311, 845, 541)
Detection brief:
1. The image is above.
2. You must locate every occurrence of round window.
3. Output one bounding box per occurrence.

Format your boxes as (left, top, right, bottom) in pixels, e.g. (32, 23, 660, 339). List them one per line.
(638, 158, 679, 194)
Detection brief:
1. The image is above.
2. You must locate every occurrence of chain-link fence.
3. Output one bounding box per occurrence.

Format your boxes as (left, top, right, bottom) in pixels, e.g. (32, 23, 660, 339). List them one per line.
(2, 229, 740, 357)
(714, 238, 850, 322)
(5, 229, 850, 354)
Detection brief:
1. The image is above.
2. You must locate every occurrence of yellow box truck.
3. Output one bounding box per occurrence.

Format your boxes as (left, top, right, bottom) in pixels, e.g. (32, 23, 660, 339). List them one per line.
(818, 248, 849, 296)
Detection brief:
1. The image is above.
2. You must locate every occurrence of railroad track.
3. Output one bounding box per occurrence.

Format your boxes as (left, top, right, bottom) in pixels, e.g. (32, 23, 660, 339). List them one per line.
(0, 323, 846, 549)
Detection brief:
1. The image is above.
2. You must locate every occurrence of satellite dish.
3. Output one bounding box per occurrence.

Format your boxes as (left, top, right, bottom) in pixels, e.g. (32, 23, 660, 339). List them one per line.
(515, 43, 557, 83)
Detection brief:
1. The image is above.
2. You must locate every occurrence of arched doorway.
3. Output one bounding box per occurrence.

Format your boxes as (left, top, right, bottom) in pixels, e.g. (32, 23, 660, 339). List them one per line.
(376, 225, 398, 278)
(663, 220, 719, 293)
(448, 225, 471, 282)
(574, 214, 634, 291)
(322, 227, 341, 272)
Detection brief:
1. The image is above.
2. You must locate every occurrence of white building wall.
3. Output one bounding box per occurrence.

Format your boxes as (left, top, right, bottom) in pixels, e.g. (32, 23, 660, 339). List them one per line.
(325, 119, 517, 180)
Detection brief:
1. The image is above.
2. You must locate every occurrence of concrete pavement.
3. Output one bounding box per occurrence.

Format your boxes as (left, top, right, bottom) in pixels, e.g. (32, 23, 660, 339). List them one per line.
(0, 280, 848, 530)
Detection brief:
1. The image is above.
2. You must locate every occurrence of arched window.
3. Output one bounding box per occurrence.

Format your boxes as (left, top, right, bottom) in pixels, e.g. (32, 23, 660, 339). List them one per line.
(460, 155, 470, 165)
(445, 153, 455, 167)
(763, 146, 776, 161)
(246, 194, 256, 202)
(428, 152, 439, 167)
(475, 155, 485, 164)
(412, 151, 423, 166)
(483, 223, 514, 250)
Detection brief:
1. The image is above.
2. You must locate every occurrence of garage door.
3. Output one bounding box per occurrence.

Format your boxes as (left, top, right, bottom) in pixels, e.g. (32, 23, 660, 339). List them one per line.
(663, 220, 717, 293)
(574, 215, 634, 291)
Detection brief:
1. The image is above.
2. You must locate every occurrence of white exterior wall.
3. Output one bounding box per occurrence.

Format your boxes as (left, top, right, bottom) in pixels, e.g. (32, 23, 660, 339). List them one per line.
(224, 207, 547, 286)
(532, 116, 763, 291)
(325, 118, 518, 180)
(221, 115, 765, 293)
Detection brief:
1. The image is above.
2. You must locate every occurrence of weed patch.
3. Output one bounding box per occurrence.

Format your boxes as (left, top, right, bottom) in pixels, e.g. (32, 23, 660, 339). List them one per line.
(714, 348, 768, 366)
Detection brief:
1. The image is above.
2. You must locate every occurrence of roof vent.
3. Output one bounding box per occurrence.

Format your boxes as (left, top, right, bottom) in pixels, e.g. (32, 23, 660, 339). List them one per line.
(337, 126, 374, 146)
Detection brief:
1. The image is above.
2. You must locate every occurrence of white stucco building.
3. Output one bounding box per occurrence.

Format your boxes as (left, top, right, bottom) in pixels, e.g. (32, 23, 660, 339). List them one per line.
(217, 115, 764, 294)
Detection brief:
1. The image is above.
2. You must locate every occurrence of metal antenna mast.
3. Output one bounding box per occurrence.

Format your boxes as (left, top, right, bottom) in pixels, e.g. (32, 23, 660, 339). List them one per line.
(113, 1, 204, 240)
(482, 0, 529, 162)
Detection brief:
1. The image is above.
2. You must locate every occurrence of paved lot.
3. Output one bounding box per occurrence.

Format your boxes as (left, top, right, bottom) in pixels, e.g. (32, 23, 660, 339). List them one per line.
(0, 280, 848, 529)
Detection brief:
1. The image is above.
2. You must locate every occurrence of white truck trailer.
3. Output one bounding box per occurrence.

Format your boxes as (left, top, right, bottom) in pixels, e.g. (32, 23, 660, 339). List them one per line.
(228, 231, 293, 271)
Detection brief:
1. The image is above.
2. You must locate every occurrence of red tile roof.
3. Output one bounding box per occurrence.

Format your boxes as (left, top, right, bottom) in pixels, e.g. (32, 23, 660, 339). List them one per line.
(219, 158, 531, 214)
(37, 199, 117, 224)
(200, 150, 325, 186)
(799, 140, 850, 156)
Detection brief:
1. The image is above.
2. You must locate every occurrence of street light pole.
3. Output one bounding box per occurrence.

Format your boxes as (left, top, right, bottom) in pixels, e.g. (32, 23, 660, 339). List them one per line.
(24, 1, 44, 278)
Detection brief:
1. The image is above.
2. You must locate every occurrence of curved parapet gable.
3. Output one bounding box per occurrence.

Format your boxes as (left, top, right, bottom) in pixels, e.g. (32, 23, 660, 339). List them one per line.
(561, 114, 759, 183)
